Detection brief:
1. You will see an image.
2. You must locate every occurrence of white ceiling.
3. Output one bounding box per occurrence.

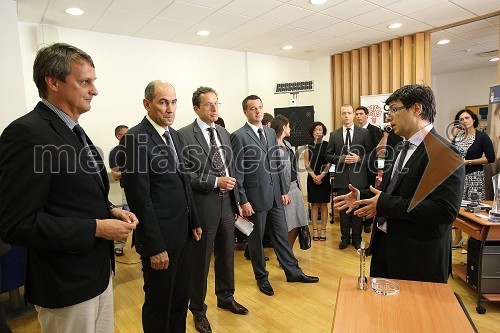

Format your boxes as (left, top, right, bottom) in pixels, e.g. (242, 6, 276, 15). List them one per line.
(16, 0, 500, 74)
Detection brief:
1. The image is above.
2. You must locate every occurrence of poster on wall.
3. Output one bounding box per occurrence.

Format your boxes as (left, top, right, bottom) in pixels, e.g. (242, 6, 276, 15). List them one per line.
(360, 94, 391, 127)
(488, 84, 500, 159)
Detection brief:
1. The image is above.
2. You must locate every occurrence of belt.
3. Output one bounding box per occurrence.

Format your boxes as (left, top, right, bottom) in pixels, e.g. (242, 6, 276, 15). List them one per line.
(214, 189, 229, 196)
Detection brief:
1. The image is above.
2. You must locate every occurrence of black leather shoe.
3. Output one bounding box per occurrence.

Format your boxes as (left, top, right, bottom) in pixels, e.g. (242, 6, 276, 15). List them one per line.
(364, 224, 371, 233)
(352, 241, 361, 250)
(245, 253, 269, 261)
(193, 315, 211, 333)
(286, 273, 319, 283)
(258, 280, 274, 296)
(339, 240, 349, 249)
(217, 299, 249, 315)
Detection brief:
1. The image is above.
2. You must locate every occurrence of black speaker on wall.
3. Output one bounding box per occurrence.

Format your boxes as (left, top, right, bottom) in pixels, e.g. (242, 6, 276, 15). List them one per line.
(274, 106, 314, 147)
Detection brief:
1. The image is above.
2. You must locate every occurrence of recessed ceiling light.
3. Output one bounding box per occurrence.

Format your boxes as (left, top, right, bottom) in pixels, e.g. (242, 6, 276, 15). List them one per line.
(196, 30, 210, 36)
(437, 39, 450, 45)
(310, 0, 328, 4)
(388, 23, 402, 29)
(282, 45, 293, 50)
(490, 57, 499, 62)
(64, 7, 84, 16)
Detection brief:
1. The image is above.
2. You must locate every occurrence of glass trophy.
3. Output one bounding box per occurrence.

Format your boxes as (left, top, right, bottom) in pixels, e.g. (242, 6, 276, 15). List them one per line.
(371, 278, 400, 296)
(490, 173, 500, 222)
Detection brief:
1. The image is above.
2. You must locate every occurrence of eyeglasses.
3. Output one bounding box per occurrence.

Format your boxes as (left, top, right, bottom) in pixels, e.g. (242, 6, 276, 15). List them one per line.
(384, 104, 406, 115)
(201, 102, 221, 109)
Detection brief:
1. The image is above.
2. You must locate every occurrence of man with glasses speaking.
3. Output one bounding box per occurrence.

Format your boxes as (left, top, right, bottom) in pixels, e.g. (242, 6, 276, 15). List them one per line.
(334, 84, 465, 283)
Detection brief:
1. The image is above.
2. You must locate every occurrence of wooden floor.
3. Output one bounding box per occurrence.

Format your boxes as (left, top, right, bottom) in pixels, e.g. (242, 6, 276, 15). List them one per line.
(7, 218, 500, 333)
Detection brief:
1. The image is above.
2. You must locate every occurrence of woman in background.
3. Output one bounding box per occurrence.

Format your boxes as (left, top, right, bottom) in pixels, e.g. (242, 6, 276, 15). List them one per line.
(304, 122, 331, 241)
(271, 115, 309, 247)
(451, 109, 495, 247)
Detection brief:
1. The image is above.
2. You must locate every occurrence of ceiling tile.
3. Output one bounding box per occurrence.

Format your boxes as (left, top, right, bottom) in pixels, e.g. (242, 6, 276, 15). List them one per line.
(316, 21, 365, 37)
(285, 0, 343, 12)
(410, 2, 474, 27)
(259, 4, 315, 25)
(321, 0, 380, 20)
(266, 26, 310, 40)
(288, 13, 342, 31)
(342, 28, 396, 44)
(94, 8, 152, 31)
(198, 11, 253, 30)
(385, 0, 447, 15)
(231, 19, 281, 36)
(348, 8, 401, 27)
(448, 0, 500, 16)
(135, 17, 192, 40)
(222, 0, 283, 16)
(109, 0, 173, 16)
(178, 0, 233, 9)
(157, 1, 215, 24)
(369, 16, 432, 37)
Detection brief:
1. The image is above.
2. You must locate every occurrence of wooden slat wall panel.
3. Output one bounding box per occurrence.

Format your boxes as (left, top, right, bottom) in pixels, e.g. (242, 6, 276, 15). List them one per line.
(360, 47, 369, 96)
(424, 32, 431, 86)
(402, 36, 413, 85)
(351, 49, 360, 110)
(380, 41, 390, 94)
(333, 54, 342, 130)
(390, 39, 401, 91)
(369, 45, 379, 95)
(342, 52, 351, 105)
(414, 32, 425, 85)
(330, 33, 431, 127)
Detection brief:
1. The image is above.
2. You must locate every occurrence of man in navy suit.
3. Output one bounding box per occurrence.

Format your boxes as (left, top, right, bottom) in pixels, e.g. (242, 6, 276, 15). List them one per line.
(231, 95, 318, 297)
(0, 43, 138, 333)
(120, 80, 202, 332)
(334, 84, 464, 283)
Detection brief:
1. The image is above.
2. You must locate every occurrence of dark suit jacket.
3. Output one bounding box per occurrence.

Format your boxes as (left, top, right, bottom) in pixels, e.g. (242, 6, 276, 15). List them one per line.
(120, 117, 199, 258)
(325, 125, 373, 189)
(178, 120, 239, 216)
(0, 102, 113, 308)
(367, 129, 465, 283)
(230, 123, 286, 212)
(366, 123, 383, 184)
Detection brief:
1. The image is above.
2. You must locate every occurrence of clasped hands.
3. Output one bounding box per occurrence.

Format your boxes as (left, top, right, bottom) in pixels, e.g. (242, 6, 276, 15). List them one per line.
(333, 184, 381, 219)
(96, 208, 139, 241)
(341, 152, 360, 164)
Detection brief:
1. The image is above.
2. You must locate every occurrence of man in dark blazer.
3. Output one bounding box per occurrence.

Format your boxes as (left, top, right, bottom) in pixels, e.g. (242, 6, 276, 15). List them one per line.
(120, 80, 202, 333)
(325, 104, 373, 250)
(179, 86, 248, 333)
(334, 84, 465, 283)
(355, 106, 383, 187)
(0, 43, 138, 332)
(231, 95, 318, 297)
(355, 106, 383, 233)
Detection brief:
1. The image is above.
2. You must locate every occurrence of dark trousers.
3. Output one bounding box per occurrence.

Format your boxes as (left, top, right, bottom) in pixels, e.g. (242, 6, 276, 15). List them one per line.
(141, 242, 192, 333)
(337, 188, 363, 243)
(246, 204, 302, 282)
(189, 195, 235, 316)
(369, 230, 389, 278)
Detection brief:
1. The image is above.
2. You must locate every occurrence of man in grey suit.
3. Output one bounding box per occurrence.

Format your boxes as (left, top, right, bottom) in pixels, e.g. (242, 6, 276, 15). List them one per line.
(231, 95, 319, 297)
(179, 87, 248, 333)
(325, 104, 373, 250)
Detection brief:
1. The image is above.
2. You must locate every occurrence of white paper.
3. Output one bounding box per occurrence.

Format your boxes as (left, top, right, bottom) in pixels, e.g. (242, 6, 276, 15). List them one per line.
(235, 216, 254, 236)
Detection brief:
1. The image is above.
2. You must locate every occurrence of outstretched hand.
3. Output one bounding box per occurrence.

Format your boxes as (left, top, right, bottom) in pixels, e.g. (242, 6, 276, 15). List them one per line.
(353, 186, 381, 219)
(333, 184, 359, 214)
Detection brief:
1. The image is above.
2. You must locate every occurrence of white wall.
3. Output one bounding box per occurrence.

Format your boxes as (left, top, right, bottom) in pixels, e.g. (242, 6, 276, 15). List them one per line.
(16, 22, 314, 166)
(432, 66, 497, 140)
(310, 56, 332, 131)
(0, 0, 27, 132)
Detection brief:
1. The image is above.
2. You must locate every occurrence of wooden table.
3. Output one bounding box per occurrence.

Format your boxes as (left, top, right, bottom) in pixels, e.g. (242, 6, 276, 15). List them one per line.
(331, 276, 475, 333)
(453, 206, 500, 314)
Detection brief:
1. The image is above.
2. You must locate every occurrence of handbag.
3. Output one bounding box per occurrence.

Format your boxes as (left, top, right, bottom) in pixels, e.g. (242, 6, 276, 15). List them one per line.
(298, 225, 311, 250)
